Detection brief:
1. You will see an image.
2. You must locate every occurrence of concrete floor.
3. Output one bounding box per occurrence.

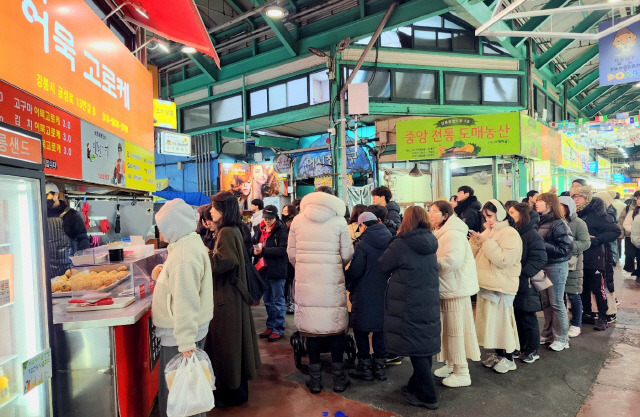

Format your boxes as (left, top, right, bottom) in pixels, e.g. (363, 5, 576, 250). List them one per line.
(153, 263, 640, 417)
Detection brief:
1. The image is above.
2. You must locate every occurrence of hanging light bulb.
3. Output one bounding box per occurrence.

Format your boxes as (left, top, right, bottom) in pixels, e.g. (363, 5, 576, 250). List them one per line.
(409, 163, 423, 177)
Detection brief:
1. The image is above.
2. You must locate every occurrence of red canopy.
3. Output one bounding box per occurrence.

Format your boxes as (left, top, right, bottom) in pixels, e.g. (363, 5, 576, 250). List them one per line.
(119, 0, 220, 68)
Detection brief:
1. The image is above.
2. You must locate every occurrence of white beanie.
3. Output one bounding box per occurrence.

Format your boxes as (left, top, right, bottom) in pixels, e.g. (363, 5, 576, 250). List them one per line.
(155, 199, 197, 244)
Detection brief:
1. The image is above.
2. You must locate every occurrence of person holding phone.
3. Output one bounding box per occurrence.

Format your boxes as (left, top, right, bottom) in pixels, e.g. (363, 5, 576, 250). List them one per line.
(470, 200, 522, 374)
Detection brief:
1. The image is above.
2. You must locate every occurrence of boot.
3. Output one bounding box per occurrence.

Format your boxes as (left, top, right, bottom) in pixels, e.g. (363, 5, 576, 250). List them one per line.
(331, 362, 351, 393)
(349, 358, 373, 381)
(372, 358, 387, 381)
(594, 318, 609, 331)
(306, 363, 323, 394)
(433, 362, 454, 378)
(442, 364, 471, 388)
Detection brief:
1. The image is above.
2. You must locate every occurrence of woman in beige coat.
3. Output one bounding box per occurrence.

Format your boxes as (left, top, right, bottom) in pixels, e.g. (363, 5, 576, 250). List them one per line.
(428, 201, 480, 388)
(470, 199, 522, 375)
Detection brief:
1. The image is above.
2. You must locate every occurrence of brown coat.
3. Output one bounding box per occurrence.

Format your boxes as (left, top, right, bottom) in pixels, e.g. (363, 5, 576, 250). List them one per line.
(205, 226, 261, 390)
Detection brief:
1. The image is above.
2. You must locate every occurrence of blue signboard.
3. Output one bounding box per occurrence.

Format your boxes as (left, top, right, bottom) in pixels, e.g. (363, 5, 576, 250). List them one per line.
(613, 173, 626, 183)
(599, 18, 640, 86)
(589, 161, 598, 173)
(295, 134, 372, 179)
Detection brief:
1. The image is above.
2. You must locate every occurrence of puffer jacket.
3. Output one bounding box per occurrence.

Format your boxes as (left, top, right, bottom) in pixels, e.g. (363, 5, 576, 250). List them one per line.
(344, 223, 392, 332)
(386, 200, 402, 228)
(535, 212, 573, 263)
(252, 220, 289, 280)
(433, 215, 479, 299)
(620, 200, 636, 237)
(630, 213, 640, 249)
(379, 228, 440, 358)
(471, 220, 522, 295)
(454, 195, 482, 233)
(566, 212, 590, 295)
(513, 214, 547, 312)
(288, 192, 354, 336)
(578, 197, 620, 271)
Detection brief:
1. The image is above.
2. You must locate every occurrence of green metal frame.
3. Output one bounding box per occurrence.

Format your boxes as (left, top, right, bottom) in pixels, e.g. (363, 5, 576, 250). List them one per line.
(188, 53, 218, 82)
(578, 85, 614, 110)
(586, 84, 633, 117)
(251, 0, 298, 56)
(511, 0, 570, 48)
(567, 68, 598, 101)
(552, 45, 598, 87)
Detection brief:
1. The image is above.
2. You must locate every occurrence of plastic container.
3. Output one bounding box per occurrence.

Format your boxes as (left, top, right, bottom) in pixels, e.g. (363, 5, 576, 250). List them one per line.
(123, 244, 154, 259)
(70, 247, 109, 266)
(0, 366, 10, 404)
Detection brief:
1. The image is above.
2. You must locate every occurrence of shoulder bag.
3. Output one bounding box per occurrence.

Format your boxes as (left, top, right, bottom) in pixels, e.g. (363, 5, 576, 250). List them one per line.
(530, 270, 553, 292)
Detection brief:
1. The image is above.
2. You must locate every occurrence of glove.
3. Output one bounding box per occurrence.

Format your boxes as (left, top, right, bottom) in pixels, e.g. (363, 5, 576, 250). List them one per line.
(82, 202, 90, 230)
(99, 219, 110, 234)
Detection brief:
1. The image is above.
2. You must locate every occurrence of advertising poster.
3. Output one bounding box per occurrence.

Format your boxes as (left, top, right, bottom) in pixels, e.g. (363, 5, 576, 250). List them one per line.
(153, 99, 178, 130)
(0, 80, 81, 178)
(158, 131, 191, 156)
(0, 0, 153, 150)
(219, 163, 252, 210)
(251, 164, 281, 200)
(124, 142, 155, 192)
(396, 113, 521, 160)
(597, 156, 612, 180)
(22, 349, 52, 395)
(0, 127, 43, 165)
(81, 121, 124, 187)
(520, 115, 563, 164)
(561, 134, 590, 172)
(599, 18, 640, 86)
(296, 134, 372, 179)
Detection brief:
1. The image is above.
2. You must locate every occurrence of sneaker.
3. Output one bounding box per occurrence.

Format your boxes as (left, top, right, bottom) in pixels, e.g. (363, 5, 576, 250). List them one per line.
(539, 336, 553, 345)
(259, 328, 273, 338)
(442, 373, 471, 387)
(482, 353, 501, 368)
(385, 355, 403, 366)
(433, 364, 454, 378)
(549, 340, 570, 351)
(493, 357, 517, 374)
(594, 318, 609, 331)
(582, 313, 596, 325)
(286, 305, 295, 315)
(405, 393, 438, 410)
(521, 351, 540, 364)
(606, 314, 617, 323)
(267, 332, 282, 342)
(511, 350, 522, 359)
(568, 326, 582, 338)
(400, 385, 413, 395)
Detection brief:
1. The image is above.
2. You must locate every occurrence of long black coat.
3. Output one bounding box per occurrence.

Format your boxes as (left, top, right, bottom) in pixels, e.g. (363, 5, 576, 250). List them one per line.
(514, 214, 547, 312)
(578, 198, 620, 271)
(379, 228, 440, 358)
(536, 212, 573, 263)
(345, 223, 392, 332)
(252, 220, 289, 280)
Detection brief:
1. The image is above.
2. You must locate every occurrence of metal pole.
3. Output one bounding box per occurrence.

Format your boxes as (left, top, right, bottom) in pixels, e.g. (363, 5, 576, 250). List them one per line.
(526, 40, 534, 118)
(339, 1, 398, 202)
(492, 157, 499, 200)
(242, 74, 248, 156)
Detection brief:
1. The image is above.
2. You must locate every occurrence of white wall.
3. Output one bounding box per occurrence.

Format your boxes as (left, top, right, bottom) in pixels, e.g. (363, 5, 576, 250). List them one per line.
(451, 174, 515, 204)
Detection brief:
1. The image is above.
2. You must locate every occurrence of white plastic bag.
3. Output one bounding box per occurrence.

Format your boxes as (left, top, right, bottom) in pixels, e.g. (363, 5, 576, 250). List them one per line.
(164, 349, 215, 417)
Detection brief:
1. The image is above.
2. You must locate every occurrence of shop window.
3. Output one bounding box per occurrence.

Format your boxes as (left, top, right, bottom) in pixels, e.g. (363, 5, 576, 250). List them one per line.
(250, 89, 268, 116)
(453, 32, 475, 51)
(268, 84, 287, 111)
(555, 103, 563, 121)
(547, 101, 555, 122)
(394, 71, 437, 101)
(309, 71, 330, 105)
(437, 32, 452, 50)
(413, 16, 442, 27)
(211, 95, 242, 124)
(348, 68, 391, 99)
(482, 40, 511, 56)
(182, 104, 211, 131)
(286, 78, 308, 107)
(414, 30, 437, 49)
(444, 73, 480, 104)
(380, 27, 411, 48)
(535, 87, 546, 116)
(482, 76, 519, 105)
(444, 19, 465, 30)
(355, 36, 371, 45)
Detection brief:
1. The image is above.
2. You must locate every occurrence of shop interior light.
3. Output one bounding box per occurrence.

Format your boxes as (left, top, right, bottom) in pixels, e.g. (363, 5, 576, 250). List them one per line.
(133, 37, 169, 54)
(181, 46, 197, 54)
(102, 1, 148, 22)
(264, 5, 287, 18)
(409, 163, 423, 177)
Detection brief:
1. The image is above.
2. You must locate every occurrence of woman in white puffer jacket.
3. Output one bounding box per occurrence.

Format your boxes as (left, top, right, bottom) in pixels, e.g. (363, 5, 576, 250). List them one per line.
(287, 189, 354, 394)
(428, 201, 480, 388)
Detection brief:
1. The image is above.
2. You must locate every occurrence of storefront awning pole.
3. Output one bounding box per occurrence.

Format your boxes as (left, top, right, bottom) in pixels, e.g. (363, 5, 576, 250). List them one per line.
(338, 1, 398, 202)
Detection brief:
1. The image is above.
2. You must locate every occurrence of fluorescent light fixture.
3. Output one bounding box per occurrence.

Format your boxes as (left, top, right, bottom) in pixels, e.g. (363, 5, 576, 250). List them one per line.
(181, 46, 197, 54)
(635, 82, 640, 88)
(265, 5, 287, 18)
(102, 1, 148, 21)
(133, 37, 169, 54)
(619, 147, 629, 158)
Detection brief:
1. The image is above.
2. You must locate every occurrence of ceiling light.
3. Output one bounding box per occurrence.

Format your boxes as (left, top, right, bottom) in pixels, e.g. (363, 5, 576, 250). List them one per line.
(102, 1, 148, 22)
(264, 5, 287, 18)
(181, 46, 197, 54)
(409, 163, 423, 177)
(133, 37, 169, 54)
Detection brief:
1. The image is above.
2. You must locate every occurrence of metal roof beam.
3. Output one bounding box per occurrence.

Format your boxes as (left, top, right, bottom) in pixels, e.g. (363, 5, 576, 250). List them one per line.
(503, 1, 638, 19)
(510, 0, 570, 48)
(578, 84, 614, 109)
(252, 0, 298, 56)
(188, 53, 217, 82)
(587, 85, 634, 117)
(552, 45, 598, 86)
(534, 10, 607, 69)
(568, 68, 599, 100)
(604, 93, 638, 116)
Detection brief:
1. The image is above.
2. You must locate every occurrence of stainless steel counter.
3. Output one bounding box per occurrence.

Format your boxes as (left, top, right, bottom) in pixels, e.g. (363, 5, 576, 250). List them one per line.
(52, 296, 152, 330)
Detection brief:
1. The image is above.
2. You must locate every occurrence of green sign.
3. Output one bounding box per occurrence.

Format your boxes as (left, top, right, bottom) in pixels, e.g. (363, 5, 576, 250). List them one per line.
(396, 113, 521, 160)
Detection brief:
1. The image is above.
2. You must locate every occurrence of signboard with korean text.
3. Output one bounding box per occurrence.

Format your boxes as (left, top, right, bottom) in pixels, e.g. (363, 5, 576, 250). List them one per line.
(0, 80, 81, 178)
(0, 0, 153, 150)
(81, 121, 124, 187)
(159, 131, 191, 156)
(296, 134, 372, 178)
(597, 156, 612, 180)
(560, 134, 590, 172)
(0, 254, 13, 306)
(520, 115, 563, 164)
(599, 18, 640, 86)
(22, 349, 52, 395)
(124, 142, 155, 192)
(396, 113, 521, 160)
(153, 99, 178, 130)
(0, 123, 42, 165)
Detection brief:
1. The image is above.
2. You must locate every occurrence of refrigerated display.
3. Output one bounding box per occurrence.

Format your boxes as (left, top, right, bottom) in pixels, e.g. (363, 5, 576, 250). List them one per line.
(0, 122, 52, 417)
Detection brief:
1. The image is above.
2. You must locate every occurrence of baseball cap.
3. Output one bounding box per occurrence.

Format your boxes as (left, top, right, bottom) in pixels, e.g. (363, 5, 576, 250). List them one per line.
(45, 182, 59, 194)
(357, 211, 378, 225)
(263, 205, 278, 220)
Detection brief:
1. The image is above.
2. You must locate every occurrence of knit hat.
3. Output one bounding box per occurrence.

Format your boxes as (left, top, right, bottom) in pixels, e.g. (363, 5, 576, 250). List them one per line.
(357, 211, 378, 225)
(488, 199, 507, 221)
(573, 185, 593, 212)
(594, 191, 614, 207)
(156, 198, 197, 244)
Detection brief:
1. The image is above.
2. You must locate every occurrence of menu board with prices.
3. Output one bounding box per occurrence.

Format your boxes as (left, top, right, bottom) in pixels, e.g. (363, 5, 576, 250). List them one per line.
(124, 142, 155, 192)
(0, 81, 81, 177)
(80, 121, 124, 187)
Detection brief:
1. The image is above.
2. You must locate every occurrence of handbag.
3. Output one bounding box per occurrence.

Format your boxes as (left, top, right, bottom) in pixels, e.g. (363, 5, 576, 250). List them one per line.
(530, 270, 553, 292)
(236, 244, 267, 305)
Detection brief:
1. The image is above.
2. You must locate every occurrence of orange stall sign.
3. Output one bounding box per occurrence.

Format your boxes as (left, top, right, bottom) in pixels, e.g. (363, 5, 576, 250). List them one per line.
(0, 125, 42, 165)
(0, 0, 153, 151)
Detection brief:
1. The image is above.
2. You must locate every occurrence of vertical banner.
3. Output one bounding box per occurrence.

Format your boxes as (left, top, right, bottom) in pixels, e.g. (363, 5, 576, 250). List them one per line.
(81, 121, 124, 186)
(219, 163, 252, 210)
(599, 18, 640, 86)
(124, 142, 155, 192)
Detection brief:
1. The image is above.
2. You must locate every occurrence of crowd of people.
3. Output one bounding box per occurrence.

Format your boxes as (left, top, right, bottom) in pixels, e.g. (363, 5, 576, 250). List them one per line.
(150, 178, 634, 414)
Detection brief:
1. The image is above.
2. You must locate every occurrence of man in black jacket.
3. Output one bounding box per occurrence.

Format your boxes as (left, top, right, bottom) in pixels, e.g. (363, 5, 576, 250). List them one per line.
(365, 205, 398, 237)
(46, 183, 89, 278)
(573, 185, 620, 331)
(371, 186, 402, 228)
(454, 186, 482, 233)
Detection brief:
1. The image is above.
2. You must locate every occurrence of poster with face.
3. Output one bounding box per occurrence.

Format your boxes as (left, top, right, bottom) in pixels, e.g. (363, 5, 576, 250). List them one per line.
(251, 164, 281, 201)
(219, 163, 252, 210)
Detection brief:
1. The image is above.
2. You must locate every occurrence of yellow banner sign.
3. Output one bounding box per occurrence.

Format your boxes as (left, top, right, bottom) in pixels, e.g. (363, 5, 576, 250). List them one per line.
(124, 142, 155, 192)
(153, 99, 177, 130)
